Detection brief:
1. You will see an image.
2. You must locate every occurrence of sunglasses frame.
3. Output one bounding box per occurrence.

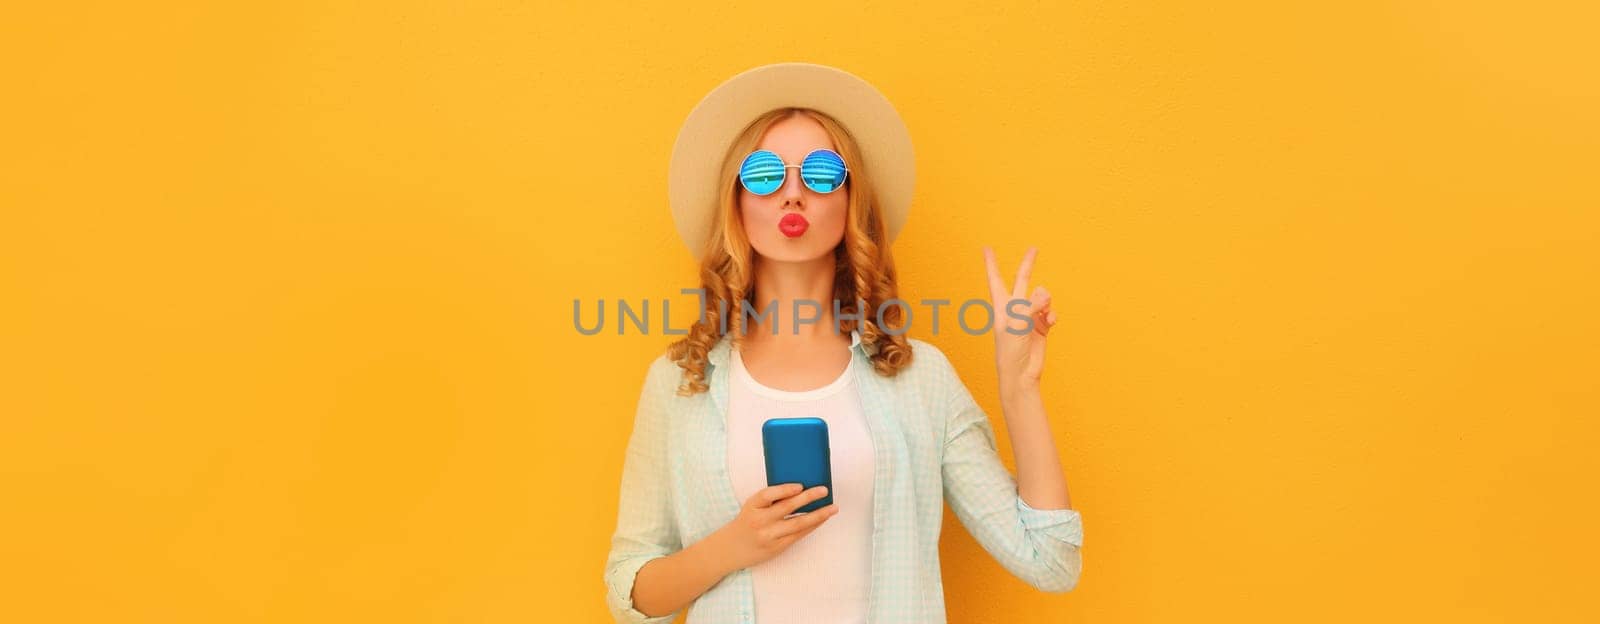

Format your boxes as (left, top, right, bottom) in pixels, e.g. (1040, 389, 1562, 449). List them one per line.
(738, 148, 851, 196)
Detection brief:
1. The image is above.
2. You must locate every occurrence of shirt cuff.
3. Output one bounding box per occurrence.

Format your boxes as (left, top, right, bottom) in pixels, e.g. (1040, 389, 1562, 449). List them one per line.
(605, 555, 681, 624)
(1017, 497, 1085, 548)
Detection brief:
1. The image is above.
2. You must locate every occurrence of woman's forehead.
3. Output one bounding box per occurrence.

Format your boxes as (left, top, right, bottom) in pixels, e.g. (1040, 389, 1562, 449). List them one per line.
(756, 115, 838, 160)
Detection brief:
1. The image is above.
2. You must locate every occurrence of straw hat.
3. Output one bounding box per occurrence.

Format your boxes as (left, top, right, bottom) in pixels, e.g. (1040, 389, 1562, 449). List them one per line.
(666, 62, 915, 260)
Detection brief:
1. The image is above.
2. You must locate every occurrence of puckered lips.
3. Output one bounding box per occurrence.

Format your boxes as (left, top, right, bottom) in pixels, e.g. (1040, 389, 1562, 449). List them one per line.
(778, 213, 810, 238)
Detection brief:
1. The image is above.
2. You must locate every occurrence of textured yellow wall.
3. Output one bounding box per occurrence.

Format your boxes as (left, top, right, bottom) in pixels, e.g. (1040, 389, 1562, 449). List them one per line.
(4, 2, 1597, 622)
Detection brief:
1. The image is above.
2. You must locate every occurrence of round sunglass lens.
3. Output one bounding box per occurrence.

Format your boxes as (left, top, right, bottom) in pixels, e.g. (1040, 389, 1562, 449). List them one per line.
(800, 149, 848, 193)
(739, 150, 785, 195)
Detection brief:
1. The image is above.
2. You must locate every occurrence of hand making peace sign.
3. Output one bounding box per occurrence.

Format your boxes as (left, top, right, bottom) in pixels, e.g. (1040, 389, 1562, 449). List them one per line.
(984, 246, 1057, 394)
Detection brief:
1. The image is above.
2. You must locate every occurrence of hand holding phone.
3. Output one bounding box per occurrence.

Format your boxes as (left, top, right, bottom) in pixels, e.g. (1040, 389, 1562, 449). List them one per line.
(704, 417, 838, 572)
(710, 482, 837, 571)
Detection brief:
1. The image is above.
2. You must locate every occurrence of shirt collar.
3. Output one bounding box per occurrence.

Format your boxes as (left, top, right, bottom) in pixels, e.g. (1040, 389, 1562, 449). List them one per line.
(707, 327, 872, 368)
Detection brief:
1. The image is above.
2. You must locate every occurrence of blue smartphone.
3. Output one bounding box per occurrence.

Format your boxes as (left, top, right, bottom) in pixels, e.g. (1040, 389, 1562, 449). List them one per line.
(761, 417, 834, 514)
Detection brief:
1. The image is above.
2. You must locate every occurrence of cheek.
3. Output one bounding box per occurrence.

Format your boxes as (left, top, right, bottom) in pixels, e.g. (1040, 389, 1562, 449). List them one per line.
(738, 196, 767, 229)
(819, 193, 850, 230)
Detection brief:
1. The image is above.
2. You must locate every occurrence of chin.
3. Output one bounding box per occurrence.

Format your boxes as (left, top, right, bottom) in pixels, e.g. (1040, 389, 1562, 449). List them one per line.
(752, 237, 840, 263)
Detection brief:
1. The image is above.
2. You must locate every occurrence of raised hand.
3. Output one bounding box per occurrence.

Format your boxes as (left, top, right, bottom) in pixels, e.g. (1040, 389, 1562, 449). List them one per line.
(983, 246, 1057, 395)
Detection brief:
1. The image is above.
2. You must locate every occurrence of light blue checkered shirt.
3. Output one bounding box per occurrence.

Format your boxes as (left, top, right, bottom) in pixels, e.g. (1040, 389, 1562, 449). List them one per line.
(604, 329, 1084, 623)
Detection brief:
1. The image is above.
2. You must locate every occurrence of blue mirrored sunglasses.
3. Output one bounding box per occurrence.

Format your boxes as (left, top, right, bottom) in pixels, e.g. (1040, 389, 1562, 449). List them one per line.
(738, 148, 850, 196)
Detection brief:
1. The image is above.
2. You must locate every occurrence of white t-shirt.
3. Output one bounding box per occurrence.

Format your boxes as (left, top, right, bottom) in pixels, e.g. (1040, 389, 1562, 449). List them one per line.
(726, 346, 875, 624)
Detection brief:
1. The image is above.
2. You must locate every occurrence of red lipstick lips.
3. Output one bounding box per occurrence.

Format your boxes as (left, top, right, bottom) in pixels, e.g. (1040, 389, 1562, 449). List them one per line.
(778, 213, 809, 238)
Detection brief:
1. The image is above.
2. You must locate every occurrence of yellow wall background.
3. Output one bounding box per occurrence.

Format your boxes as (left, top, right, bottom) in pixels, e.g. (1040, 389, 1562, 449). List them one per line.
(4, 2, 1597, 622)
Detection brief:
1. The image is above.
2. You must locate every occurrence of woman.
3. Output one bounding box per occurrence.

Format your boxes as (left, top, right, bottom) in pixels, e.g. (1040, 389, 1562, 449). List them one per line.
(604, 63, 1082, 624)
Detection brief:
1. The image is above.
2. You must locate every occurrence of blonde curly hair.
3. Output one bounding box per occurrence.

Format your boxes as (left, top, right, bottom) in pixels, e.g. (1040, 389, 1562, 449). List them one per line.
(668, 107, 914, 396)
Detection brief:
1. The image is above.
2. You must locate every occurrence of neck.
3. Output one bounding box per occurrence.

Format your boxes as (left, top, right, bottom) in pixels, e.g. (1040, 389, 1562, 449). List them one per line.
(744, 252, 844, 342)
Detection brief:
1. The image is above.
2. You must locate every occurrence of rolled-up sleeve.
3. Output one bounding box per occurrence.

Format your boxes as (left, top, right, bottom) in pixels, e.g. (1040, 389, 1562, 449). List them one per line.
(940, 363, 1083, 593)
(603, 356, 684, 623)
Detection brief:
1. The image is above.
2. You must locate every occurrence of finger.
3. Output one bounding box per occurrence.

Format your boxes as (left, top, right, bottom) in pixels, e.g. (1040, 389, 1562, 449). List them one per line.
(750, 483, 805, 509)
(773, 510, 835, 548)
(773, 503, 839, 538)
(774, 485, 830, 517)
(983, 247, 1008, 305)
(1024, 288, 1049, 336)
(1011, 247, 1038, 300)
(1038, 307, 1057, 337)
(1029, 287, 1052, 335)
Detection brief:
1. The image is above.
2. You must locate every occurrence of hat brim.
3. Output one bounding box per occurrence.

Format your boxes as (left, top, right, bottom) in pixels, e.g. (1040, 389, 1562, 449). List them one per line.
(667, 62, 915, 260)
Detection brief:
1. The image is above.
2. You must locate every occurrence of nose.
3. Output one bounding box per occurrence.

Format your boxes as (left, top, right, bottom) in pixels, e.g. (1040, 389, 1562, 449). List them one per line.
(779, 166, 804, 206)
